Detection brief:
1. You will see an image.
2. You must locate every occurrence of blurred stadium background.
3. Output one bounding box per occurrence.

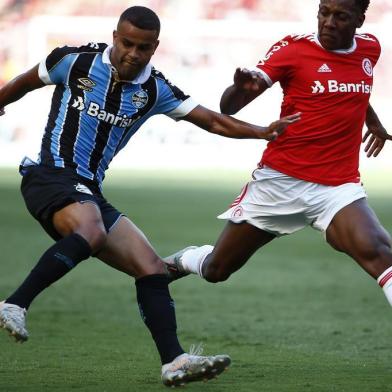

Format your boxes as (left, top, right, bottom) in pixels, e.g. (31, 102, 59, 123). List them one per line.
(1, 0, 391, 178)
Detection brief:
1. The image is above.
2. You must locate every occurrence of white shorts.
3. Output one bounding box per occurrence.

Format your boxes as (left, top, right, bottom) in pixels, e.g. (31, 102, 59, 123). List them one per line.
(218, 166, 367, 236)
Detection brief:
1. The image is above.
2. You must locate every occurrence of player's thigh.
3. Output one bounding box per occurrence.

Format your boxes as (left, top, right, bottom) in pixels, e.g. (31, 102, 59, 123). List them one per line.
(209, 221, 276, 274)
(97, 216, 165, 278)
(21, 164, 106, 245)
(326, 198, 391, 258)
(53, 201, 105, 235)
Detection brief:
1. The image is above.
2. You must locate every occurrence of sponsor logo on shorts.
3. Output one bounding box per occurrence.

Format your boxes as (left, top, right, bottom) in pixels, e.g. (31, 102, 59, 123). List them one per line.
(75, 183, 93, 195)
(232, 206, 244, 218)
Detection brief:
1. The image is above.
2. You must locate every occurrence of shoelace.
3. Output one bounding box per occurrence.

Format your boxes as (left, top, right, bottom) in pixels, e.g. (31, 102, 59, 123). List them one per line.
(188, 342, 204, 356)
(165, 343, 205, 372)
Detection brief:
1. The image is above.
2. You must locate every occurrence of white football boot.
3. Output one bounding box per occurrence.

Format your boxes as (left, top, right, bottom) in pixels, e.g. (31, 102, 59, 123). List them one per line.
(0, 301, 29, 342)
(161, 344, 231, 387)
(163, 246, 197, 282)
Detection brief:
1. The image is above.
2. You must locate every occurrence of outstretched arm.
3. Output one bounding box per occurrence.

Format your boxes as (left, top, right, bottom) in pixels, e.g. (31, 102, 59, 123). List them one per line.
(183, 104, 300, 141)
(220, 68, 269, 115)
(0, 64, 44, 116)
(362, 104, 392, 157)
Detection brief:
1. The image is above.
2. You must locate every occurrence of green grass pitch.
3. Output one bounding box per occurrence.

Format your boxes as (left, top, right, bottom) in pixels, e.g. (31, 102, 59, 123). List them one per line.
(0, 168, 391, 391)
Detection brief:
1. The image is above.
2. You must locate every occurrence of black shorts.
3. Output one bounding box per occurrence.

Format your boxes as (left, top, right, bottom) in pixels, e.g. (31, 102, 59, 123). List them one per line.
(20, 165, 123, 241)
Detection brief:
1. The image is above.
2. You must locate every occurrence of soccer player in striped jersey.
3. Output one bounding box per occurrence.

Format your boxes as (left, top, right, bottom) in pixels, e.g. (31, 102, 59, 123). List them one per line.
(0, 5, 300, 387)
(164, 1, 392, 317)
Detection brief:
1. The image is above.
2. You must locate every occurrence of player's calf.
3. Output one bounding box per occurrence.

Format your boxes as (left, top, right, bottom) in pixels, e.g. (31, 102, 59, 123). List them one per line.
(201, 256, 233, 283)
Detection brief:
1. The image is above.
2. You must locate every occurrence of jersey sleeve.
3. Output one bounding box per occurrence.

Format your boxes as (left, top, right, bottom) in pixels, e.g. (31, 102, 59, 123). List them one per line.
(255, 35, 298, 87)
(364, 33, 381, 65)
(153, 71, 198, 120)
(38, 43, 106, 85)
(165, 97, 198, 120)
(38, 46, 80, 85)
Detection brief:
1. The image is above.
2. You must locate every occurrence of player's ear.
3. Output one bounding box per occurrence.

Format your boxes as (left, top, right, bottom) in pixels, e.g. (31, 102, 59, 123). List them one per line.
(357, 14, 365, 28)
(113, 30, 118, 42)
(153, 40, 160, 53)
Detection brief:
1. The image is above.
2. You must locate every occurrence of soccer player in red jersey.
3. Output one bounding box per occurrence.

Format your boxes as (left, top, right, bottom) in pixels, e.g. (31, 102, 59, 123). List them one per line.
(165, 0, 392, 307)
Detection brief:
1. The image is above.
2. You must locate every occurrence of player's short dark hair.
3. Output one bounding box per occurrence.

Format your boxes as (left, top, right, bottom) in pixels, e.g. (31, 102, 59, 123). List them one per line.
(355, 0, 370, 14)
(118, 6, 160, 35)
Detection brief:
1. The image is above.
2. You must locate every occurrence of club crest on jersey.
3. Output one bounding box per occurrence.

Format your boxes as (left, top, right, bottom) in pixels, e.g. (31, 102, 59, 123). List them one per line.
(77, 78, 96, 92)
(362, 58, 373, 77)
(131, 90, 148, 109)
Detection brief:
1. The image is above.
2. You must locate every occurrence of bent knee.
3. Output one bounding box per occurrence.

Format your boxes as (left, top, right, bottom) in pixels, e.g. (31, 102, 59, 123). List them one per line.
(135, 256, 166, 279)
(80, 226, 108, 253)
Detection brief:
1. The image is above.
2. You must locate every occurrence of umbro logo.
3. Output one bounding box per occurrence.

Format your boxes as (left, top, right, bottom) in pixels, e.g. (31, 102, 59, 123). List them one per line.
(317, 63, 332, 73)
(77, 77, 96, 92)
(74, 183, 93, 195)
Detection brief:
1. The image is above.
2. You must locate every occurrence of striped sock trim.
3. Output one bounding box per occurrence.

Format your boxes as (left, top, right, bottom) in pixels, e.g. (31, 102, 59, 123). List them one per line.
(377, 266, 392, 288)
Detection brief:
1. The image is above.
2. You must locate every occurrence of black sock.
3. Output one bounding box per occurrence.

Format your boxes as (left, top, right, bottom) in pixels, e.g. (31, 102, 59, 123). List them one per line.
(6, 233, 92, 309)
(136, 274, 185, 365)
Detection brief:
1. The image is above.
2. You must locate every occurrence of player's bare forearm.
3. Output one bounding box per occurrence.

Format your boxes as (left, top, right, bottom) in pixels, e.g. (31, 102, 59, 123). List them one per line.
(185, 105, 262, 139)
(184, 105, 301, 140)
(0, 65, 44, 111)
(0, 79, 30, 109)
(366, 104, 382, 127)
(210, 112, 267, 139)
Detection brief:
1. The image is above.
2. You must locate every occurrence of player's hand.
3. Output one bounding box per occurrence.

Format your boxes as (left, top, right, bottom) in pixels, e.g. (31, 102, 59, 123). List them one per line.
(233, 68, 264, 92)
(362, 124, 392, 157)
(264, 112, 301, 141)
(0, 107, 5, 116)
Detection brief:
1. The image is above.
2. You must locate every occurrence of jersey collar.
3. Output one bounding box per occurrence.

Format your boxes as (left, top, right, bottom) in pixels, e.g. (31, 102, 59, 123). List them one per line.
(102, 44, 152, 84)
(314, 32, 357, 54)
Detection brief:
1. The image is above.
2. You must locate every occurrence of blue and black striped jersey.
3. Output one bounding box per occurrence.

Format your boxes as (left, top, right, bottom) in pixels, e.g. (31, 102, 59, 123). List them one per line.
(37, 42, 197, 184)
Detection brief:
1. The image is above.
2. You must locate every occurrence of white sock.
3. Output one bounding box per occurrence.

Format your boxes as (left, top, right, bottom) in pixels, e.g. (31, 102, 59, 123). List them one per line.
(181, 245, 213, 277)
(377, 266, 392, 306)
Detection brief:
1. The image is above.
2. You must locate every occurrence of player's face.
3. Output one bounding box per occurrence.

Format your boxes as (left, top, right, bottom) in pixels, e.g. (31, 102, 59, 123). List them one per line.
(317, 0, 365, 50)
(111, 21, 159, 80)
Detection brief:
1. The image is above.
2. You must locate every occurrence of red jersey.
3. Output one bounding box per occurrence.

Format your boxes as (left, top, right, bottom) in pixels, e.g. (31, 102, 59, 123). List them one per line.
(256, 33, 381, 186)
